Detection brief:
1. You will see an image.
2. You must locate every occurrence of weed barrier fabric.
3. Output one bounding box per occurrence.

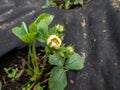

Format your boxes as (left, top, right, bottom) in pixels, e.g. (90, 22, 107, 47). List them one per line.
(0, 0, 120, 90)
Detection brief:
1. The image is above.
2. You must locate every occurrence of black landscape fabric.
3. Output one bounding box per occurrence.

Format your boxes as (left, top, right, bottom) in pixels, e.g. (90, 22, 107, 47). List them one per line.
(0, 0, 120, 90)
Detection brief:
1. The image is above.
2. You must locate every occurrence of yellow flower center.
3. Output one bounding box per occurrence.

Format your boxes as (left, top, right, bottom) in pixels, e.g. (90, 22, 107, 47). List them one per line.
(51, 38, 60, 45)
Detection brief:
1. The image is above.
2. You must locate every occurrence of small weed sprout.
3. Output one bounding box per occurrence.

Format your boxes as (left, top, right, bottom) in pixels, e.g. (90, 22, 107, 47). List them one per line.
(4, 67, 19, 82)
(42, 0, 84, 9)
(12, 13, 84, 90)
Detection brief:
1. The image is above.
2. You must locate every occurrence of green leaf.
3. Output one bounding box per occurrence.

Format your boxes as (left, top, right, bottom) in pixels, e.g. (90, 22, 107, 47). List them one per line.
(50, 2, 56, 7)
(65, 53, 84, 70)
(12, 22, 37, 44)
(8, 74, 13, 78)
(42, 0, 51, 8)
(0, 81, 2, 90)
(34, 13, 54, 25)
(65, 0, 71, 9)
(49, 54, 65, 66)
(4, 67, 10, 74)
(29, 23, 37, 33)
(42, 0, 56, 8)
(22, 22, 28, 33)
(12, 22, 30, 42)
(37, 22, 48, 43)
(12, 27, 26, 39)
(12, 68, 18, 78)
(74, 0, 84, 5)
(49, 67, 67, 90)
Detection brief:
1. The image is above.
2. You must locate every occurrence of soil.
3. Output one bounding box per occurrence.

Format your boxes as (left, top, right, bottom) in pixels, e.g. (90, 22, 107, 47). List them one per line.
(0, 47, 28, 90)
(0, 46, 50, 90)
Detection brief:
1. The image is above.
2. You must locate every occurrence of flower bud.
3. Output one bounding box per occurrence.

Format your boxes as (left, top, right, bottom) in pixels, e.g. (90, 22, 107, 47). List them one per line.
(55, 24, 64, 32)
(66, 46, 74, 54)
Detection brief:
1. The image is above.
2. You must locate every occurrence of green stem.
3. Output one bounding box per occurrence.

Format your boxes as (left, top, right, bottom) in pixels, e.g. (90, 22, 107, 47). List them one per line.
(32, 43, 39, 71)
(45, 72, 50, 77)
(27, 45, 33, 72)
(39, 53, 48, 79)
(29, 44, 36, 71)
(18, 80, 31, 90)
(27, 81, 37, 90)
(29, 42, 41, 81)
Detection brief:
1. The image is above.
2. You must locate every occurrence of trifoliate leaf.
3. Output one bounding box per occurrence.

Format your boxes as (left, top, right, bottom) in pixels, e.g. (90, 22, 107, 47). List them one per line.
(49, 67, 67, 90)
(12, 22, 36, 44)
(65, 53, 84, 70)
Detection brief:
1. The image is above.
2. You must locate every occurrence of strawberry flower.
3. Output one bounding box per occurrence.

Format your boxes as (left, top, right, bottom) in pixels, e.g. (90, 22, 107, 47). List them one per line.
(47, 35, 62, 49)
